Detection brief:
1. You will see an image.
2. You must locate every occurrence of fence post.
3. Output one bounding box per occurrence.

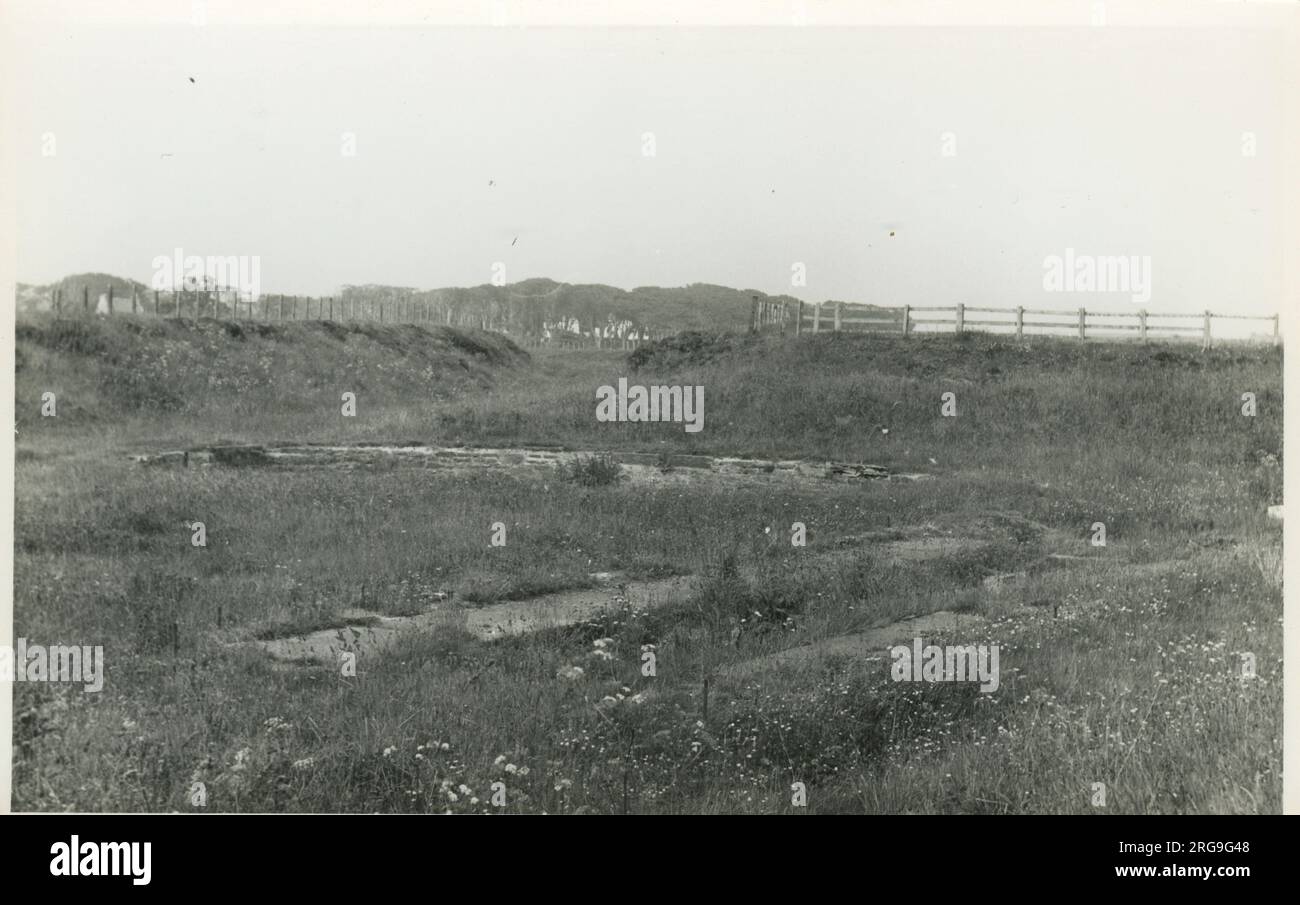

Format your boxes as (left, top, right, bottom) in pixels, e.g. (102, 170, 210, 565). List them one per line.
(83, 285, 89, 313)
(955, 302, 964, 335)
(795, 300, 803, 336)
(834, 301, 842, 332)
(106, 285, 113, 316)
(131, 287, 137, 315)
(902, 304, 911, 337)
(1078, 307, 1086, 340)
(1015, 306, 1024, 339)
(1273, 313, 1280, 347)
(812, 302, 820, 333)
(54, 288, 61, 315)
(750, 296, 759, 332)
(1139, 309, 1148, 342)
(1202, 310, 1211, 351)
(380, 299, 385, 323)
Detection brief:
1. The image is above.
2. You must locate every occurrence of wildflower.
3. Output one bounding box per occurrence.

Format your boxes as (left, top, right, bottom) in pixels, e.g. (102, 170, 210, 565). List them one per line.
(292, 758, 315, 770)
(554, 779, 573, 792)
(557, 665, 585, 681)
(504, 763, 518, 775)
(383, 746, 396, 758)
(494, 755, 507, 767)
(231, 748, 253, 772)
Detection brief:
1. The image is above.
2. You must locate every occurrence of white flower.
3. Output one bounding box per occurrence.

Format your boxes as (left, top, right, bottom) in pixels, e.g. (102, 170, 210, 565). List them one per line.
(291, 757, 315, 770)
(554, 778, 573, 792)
(383, 746, 396, 758)
(439, 742, 450, 751)
(446, 791, 458, 803)
(494, 754, 507, 766)
(504, 763, 518, 775)
(630, 693, 647, 705)
(557, 665, 585, 680)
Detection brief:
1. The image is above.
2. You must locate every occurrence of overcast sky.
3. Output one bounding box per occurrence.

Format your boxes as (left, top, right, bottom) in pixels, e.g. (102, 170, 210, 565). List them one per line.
(11, 23, 1286, 316)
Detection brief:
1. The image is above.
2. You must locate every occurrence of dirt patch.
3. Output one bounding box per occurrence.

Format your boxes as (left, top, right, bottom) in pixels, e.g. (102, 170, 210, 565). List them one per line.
(134, 443, 907, 487)
(467, 575, 695, 640)
(242, 574, 696, 665)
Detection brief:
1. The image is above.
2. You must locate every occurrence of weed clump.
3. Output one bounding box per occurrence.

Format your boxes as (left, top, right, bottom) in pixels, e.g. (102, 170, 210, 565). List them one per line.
(562, 454, 623, 487)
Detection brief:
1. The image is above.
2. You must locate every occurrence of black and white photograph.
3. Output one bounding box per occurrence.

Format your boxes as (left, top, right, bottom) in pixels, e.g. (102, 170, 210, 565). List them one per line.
(1, 0, 1295, 844)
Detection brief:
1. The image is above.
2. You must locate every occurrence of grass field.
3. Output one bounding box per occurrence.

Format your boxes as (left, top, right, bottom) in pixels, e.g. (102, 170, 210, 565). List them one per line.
(11, 314, 1283, 813)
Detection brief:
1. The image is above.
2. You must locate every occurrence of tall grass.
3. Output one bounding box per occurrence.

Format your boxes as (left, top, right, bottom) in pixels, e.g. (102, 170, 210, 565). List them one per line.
(11, 318, 1282, 812)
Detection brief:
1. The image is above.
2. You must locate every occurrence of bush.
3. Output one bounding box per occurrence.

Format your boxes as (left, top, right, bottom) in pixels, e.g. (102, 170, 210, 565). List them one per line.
(562, 454, 622, 487)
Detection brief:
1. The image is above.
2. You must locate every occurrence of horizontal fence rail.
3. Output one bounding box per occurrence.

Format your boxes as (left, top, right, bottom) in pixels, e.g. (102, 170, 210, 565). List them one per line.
(36, 285, 667, 350)
(755, 298, 1279, 349)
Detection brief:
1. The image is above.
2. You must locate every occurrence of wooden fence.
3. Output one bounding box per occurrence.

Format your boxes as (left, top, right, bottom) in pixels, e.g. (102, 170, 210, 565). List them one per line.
(41, 284, 665, 350)
(753, 297, 1280, 348)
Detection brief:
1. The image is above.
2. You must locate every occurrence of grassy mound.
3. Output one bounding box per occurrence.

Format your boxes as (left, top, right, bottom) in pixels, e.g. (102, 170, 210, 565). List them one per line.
(15, 314, 529, 439)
